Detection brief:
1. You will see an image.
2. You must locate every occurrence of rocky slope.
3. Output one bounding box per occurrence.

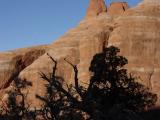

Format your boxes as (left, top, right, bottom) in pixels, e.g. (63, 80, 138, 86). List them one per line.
(1, 0, 160, 107)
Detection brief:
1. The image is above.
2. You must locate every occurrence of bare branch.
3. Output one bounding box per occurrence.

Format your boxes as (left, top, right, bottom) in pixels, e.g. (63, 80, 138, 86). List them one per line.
(64, 58, 84, 99)
(47, 53, 57, 76)
(47, 53, 57, 63)
(39, 72, 50, 83)
(35, 95, 48, 103)
(38, 56, 79, 107)
(52, 79, 79, 104)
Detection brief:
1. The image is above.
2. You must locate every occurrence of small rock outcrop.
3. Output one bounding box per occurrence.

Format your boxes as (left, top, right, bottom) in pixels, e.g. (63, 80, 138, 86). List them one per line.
(86, 0, 107, 18)
(86, 1, 129, 19)
(108, 2, 129, 15)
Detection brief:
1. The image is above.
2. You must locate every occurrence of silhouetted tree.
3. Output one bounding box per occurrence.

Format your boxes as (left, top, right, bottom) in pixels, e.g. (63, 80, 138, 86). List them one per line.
(36, 54, 86, 120)
(88, 46, 157, 119)
(37, 46, 157, 120)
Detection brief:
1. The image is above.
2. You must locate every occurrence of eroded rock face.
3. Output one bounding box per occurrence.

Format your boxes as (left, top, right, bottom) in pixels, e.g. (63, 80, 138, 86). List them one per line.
(1, 0, 160, 107)
(108, 0, 160, 104)
(0, 45, 48, 98)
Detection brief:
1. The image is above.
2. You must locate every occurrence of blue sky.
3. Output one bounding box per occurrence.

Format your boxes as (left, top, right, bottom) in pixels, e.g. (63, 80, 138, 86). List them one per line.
(0, 0, 141, 51)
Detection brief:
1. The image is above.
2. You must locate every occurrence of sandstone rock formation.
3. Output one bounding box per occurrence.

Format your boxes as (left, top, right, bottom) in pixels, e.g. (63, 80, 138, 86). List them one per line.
(1, 0, 160, 107)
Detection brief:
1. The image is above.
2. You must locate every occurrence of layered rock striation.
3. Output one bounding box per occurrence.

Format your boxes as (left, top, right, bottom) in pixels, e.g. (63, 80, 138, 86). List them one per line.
(1, 0, 160, 107)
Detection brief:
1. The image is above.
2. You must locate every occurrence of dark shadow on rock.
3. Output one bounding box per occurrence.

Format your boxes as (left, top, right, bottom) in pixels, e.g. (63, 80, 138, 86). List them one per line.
(141, 107, 160, 120)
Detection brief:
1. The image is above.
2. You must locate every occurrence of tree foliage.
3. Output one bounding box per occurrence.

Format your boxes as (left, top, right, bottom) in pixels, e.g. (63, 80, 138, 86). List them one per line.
(37, 46, 157, 120)
(89, 46, 157, 112)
